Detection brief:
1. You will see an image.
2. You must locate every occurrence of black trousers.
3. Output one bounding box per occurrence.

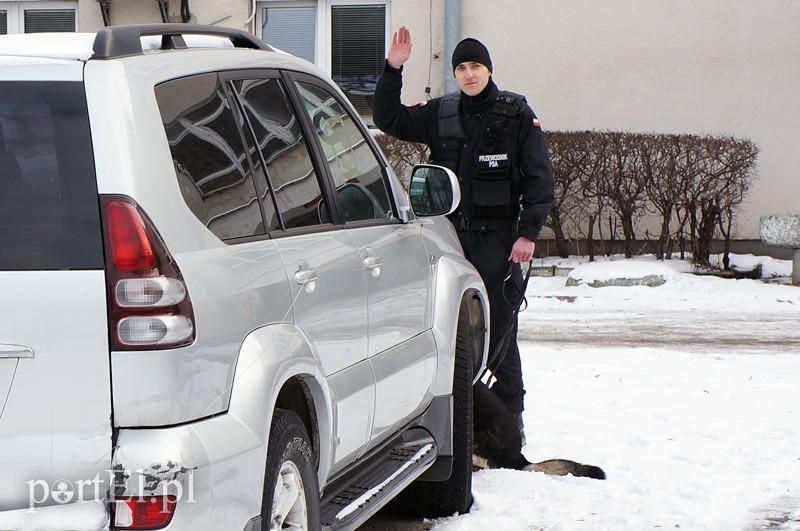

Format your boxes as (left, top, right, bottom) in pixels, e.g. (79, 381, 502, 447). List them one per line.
(457, 230, 526, 414)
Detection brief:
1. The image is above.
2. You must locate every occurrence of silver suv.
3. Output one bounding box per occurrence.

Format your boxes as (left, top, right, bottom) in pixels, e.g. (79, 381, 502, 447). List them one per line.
(0, 25, 488, 531)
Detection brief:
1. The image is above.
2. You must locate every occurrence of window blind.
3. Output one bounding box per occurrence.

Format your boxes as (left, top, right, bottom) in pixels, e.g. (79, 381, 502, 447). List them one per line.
(331, 4, 385, 117)
(0, 11, 7, 35)
(261, 6, 316, 63)
(24, 9, 76, 33)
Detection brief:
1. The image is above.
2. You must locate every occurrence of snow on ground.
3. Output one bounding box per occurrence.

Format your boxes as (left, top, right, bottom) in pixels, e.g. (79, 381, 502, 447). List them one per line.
(432, 257, 800, 531)
(535, 252, 792, 279)
(710, 253, 793, 278)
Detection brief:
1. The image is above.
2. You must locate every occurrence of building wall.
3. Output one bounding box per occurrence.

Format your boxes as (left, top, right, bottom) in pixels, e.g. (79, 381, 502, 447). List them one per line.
(406, 0, 800, 239)
(77, 0, 249, 29)
(75, 0, 800, 239)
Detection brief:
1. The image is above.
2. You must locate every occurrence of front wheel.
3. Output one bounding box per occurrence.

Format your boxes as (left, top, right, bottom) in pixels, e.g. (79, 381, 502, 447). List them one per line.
(262, 409, 321, 531)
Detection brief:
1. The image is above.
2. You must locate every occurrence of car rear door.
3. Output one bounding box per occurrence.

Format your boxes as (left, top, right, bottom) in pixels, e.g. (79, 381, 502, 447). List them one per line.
(226, 72, 374, 473)
(0, 63, 112, 513)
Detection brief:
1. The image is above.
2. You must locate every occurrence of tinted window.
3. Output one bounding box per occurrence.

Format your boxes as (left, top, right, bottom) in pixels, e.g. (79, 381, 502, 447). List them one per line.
(0, 82, 103, 271)
(156, 73, 265, 241)
(233, 78, 329, 230)
(296, 81, 392, 223)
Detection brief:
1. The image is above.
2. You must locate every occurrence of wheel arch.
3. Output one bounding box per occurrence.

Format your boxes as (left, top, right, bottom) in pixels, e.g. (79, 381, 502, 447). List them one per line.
(227, 323, 335, 487)
(429, 254, 490, 396)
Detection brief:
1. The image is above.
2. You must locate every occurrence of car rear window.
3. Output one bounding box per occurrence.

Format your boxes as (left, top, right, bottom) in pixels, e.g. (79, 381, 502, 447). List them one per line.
(0, 81, 103, 271)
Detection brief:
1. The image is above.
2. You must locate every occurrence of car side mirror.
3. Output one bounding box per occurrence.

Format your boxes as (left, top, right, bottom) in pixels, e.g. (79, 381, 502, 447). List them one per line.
(408, 164, 461, 217)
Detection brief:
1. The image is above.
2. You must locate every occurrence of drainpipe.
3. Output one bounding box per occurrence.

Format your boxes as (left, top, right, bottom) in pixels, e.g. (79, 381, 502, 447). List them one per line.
(97, 0, 110, 26)
(443, 0, 460, 94)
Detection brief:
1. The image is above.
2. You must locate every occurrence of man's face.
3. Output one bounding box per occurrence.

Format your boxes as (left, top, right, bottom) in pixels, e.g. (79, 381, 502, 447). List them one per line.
(454, 62, 490, 96)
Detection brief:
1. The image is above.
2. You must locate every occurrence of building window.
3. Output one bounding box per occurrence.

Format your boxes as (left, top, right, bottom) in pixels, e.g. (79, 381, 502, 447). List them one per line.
(256, 1, 389, 122)
(0, 2, 77, 34)
(260, 2, 316, 63)
(330, 4, 385, 118)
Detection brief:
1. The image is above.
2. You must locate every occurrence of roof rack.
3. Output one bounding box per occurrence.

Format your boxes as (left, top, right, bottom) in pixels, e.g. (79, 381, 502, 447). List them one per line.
(91, 24, 273, 60)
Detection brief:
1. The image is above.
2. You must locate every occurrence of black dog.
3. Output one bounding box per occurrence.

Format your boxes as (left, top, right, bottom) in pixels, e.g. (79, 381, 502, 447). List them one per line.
(472, 381, 606, 480)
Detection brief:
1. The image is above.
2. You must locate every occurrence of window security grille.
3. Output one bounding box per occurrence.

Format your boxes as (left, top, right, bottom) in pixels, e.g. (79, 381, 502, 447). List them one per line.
(24, 9, 75, 33)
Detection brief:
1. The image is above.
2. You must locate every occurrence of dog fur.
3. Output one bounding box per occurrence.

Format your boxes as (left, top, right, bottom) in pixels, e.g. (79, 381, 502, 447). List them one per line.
(472, 381, 606, 480)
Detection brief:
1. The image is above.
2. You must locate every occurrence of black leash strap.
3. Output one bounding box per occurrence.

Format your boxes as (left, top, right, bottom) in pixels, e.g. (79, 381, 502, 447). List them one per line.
(479, 259, 533, 381)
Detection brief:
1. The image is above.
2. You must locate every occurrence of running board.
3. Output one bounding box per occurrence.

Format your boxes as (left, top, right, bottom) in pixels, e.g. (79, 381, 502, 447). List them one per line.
(320, 428, 437, 530)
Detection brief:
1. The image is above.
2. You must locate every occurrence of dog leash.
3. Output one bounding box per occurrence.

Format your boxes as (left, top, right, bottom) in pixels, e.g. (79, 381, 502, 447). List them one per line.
(478, 258, 533, 381)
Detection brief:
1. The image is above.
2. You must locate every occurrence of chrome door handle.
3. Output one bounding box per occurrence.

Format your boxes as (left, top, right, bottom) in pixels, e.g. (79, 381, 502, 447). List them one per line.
(363, 255, 382, 277)
(294, 269, 317, 284)
(0, 344, 34, 359)
(294, 268, 318, 293)
(363, 255, 382, 269)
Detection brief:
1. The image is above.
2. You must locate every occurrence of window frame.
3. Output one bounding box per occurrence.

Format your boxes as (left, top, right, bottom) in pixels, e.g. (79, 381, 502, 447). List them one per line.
(282, 69, 400, 229)
(328, 0, 388, 120)
(220, 68, 342, 238)
(326, 0, 390, 77)
(0, 1, 78, 34)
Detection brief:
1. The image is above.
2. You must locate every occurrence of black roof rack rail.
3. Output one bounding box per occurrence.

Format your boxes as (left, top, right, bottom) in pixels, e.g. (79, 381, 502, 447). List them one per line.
(91, 24, 273, 60)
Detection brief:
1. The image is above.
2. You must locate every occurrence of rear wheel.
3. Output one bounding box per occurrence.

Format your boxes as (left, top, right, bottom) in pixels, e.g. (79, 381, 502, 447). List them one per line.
(262, 409, 321, 530)
(399, 309, 474, 516)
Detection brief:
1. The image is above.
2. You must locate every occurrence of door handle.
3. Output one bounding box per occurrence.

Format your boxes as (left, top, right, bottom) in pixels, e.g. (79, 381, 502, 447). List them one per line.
(0, 344, 34, 359)
(294, 268, 318, 293)
(362, 255, 382, 277)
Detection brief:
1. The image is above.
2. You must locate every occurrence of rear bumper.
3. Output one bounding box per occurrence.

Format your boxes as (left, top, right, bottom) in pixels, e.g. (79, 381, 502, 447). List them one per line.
(111, 412, 266, 530)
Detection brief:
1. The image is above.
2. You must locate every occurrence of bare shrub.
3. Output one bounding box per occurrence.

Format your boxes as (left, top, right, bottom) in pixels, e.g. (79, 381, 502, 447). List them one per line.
(373, 133, 429, 187)
(545, 131, 757, 265)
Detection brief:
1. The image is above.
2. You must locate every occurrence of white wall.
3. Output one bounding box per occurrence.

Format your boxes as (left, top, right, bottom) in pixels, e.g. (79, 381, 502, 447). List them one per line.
(75, 0, 800, 239)
(77, 0, 250, 29)
(458, 0, 800, 239)
(327, 0, 800, 239)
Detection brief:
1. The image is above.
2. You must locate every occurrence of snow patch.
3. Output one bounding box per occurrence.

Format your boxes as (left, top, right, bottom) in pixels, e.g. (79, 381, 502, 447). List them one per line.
(431, 254, 800, 530)
(567, 260, 682, 286)
(710, 252, 792, 278)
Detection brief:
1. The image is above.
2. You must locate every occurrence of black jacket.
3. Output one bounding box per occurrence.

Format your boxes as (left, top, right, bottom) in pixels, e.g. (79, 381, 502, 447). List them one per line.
(373, 62, 554, 240)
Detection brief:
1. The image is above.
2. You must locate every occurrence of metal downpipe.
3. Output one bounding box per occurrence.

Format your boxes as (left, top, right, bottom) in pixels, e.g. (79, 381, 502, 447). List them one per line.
(444, 0, 461, 94)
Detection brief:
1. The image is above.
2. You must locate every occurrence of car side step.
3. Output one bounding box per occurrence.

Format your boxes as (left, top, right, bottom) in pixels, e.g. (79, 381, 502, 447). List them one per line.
(320, 428, 437, 530)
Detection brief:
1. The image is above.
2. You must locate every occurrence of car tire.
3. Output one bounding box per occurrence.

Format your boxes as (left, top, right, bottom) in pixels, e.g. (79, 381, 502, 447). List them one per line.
(399, 310, 474, 516)
(261, 409, 321, 531)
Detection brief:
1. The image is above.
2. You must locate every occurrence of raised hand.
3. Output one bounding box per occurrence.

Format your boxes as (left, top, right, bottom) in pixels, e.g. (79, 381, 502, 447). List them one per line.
(387, 25, 413, 69)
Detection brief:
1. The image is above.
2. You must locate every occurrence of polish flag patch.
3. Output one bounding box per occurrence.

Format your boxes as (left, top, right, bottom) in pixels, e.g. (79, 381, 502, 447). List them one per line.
(532, 117, 541, 127)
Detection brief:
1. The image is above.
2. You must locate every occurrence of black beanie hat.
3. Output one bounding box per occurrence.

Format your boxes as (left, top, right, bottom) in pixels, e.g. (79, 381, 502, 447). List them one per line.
(451, 38, 493, 73)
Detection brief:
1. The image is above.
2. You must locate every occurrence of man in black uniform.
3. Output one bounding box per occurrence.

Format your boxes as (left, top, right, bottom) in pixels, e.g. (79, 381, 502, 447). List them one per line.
(373, 26, 554, 444)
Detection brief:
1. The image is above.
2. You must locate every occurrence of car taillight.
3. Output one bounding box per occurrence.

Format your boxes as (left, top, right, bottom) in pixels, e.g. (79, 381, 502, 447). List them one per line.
(113, 496, 177, 529)
(100, 196, 195, 350)
(106, 201, 156, 271)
